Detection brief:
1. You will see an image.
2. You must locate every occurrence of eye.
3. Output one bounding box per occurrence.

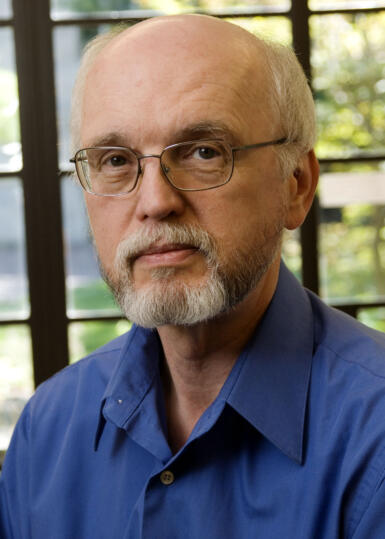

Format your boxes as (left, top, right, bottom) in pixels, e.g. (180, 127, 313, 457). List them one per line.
(104, 153, 128, 167)
(193, 146, 220, 160)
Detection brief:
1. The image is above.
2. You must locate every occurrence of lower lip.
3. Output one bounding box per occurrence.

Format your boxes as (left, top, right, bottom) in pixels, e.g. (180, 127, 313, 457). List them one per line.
(135, 248, 198, 267)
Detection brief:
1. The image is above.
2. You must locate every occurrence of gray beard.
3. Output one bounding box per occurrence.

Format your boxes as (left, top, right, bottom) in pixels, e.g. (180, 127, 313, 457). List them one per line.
(101, 222, 282, 328)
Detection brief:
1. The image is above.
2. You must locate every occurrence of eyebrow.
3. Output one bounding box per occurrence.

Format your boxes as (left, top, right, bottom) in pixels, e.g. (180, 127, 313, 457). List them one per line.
(171, 122, 241, 146)
(84, 121, 241, 150)
(85, 131, 129, 148)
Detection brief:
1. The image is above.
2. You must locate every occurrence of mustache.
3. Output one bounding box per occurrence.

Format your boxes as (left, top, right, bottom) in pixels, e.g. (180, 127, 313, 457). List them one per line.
(115, 223, 218, 269)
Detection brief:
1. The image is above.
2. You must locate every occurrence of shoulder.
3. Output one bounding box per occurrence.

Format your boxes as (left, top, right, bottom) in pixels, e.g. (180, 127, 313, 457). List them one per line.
(308, 290, 385, 375)
(306, 292, 385, 536)
(28, 329, 132, 423)
(3, 329, 136, 478)
(307, 290, 385, 429)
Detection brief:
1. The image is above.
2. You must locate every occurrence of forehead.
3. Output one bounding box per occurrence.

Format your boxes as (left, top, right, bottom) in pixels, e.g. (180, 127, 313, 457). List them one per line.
(81, 18, 273, 147)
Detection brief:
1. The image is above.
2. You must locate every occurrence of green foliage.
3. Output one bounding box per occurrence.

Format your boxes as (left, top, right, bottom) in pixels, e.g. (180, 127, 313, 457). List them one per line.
(282, 229, 302, 280)
(66, 0, 133, 11)
(228, 16, 291, 45)
(312, 13, 385, 158)
(0, 325, 33, 396)
(319, 158, 385, 304)
(0, 69, 19, 145)
(358, 308, 385, 333)
(69, 319, 131, 362)
(69, 279, 119, 312)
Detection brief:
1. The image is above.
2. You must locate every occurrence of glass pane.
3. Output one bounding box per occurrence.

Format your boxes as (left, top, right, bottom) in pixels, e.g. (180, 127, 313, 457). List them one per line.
(309, 1, 385, 10)
(319, 161, 385, 303)
(311, 12, 385, 159)
(0, 27, 21, 172)
(51, 0, 290, 17)
(0, 324, 33, 451)
(61, 175, 121, 317)
(54, 24, 113, 166)
(69, 319, 131, 363)
(358, 307, 385, 333)
(228, 16, 291, 45)
(0, 178, 29, 320)
(282, 228, 302, 282)
(0, 0, 11, 18)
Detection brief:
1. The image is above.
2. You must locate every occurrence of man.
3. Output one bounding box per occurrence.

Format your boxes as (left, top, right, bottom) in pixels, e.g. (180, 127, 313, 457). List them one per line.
(1, 14, 385, 538)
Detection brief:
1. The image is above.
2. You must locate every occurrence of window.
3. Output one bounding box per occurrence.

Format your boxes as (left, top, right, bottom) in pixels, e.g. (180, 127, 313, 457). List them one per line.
(1, 0, 384, 458)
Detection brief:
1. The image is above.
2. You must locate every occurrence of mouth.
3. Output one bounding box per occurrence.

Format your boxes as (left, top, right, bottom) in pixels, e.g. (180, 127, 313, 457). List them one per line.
(133, 243, 199, 267)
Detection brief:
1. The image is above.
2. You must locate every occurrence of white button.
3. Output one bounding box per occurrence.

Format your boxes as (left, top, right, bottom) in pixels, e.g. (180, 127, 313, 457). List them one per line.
(160, 470, 175, 485)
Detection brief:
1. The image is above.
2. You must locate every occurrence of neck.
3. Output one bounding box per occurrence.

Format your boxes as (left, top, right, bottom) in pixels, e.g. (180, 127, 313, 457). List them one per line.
(158, 258, 280, 452)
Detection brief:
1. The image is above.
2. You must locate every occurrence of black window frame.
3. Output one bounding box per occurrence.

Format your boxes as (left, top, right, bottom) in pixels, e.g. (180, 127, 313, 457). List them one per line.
(1, 0, 384, 391)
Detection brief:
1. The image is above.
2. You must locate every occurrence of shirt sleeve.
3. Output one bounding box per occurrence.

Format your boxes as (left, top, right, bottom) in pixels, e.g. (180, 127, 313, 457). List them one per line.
(0, 402, 32, 539)
(351, 475, 385, 538)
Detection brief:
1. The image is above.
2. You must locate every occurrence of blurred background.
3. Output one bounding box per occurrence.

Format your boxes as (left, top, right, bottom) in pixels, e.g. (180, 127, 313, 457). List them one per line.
(0, 0, 384, 458)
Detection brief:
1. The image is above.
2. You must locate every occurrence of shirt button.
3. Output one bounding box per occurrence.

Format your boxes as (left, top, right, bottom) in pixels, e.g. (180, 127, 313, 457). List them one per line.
(160, 470, 175, 485)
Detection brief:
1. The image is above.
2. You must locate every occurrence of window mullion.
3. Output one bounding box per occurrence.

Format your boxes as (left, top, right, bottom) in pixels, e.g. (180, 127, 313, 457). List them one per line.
(12, 0, 69, 386)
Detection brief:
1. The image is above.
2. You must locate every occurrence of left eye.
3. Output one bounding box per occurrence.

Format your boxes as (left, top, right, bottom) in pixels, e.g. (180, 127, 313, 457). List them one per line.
(193, 146, 220, 160)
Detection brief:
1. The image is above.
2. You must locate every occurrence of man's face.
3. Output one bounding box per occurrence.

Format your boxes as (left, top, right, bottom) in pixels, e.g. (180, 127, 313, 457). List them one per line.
(80, 18, 291, 327)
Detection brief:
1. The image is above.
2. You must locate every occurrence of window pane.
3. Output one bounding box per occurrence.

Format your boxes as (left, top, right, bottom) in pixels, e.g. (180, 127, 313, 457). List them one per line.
(282, 228, 302, 282)
(0, 27, 21, 172)
(311, 12, 385, 159)
(69, 319, 131, 363)
(61, 176, 121, 317)
(0, 178, 29, 320)
(51, 0, 290, 17)
(0, 324, 33, 451)
(309, 1, 385, 10)
(0, 0, 11, 18)
(319, 161, 385, 303)
(228, 16, 291, 45)
(358, 307, 385, 333)
(54, 24, 113, 166)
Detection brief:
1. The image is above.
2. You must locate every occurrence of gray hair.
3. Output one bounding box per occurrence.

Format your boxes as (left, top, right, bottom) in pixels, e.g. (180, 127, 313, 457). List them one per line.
(70, 20, 316, 178)
(261, 39, 316, 177)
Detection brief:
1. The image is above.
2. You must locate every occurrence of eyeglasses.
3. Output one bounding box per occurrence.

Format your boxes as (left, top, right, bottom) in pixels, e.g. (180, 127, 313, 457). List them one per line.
(70, 137, 287, 196)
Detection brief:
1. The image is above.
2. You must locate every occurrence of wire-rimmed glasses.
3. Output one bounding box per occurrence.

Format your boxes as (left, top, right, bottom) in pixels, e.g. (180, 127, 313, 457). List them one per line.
(70, 137, 287, 196)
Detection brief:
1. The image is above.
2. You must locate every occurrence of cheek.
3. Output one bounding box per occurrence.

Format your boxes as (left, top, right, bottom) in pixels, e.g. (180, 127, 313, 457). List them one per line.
(195, 179, 286, 258)
(85, 195, 132, 270)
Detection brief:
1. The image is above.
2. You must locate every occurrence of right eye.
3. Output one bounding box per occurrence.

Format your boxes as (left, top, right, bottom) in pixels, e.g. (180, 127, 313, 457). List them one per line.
(101, 152, 129, 169)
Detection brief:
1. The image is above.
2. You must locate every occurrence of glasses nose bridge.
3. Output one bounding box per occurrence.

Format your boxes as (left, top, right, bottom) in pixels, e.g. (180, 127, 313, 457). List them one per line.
(136, 152, 172, 190)
(136, 152, 163, 173)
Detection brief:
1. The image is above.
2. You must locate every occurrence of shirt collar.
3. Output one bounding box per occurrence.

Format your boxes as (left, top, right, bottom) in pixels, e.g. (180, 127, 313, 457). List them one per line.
(226, 262, 314, 464)
(94, 325, 163, 451)
(95, 262, 314, 463)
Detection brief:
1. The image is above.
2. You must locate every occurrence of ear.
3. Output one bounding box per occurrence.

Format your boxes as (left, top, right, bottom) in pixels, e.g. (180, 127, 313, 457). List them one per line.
(284, 150, 319, 230)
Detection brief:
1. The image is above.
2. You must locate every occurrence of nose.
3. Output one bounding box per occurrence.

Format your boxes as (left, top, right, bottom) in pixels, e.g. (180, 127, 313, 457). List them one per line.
(134, 155, 186, 222)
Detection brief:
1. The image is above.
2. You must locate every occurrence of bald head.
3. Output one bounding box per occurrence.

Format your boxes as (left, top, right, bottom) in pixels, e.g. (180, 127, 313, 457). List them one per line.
(101, 15, 258, 60)
(71, 14, 316, 176)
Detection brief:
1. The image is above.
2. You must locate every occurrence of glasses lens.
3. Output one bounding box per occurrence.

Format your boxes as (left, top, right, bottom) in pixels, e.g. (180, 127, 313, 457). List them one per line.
(162, 141, 232, 190)
(76, 147, 138, 195)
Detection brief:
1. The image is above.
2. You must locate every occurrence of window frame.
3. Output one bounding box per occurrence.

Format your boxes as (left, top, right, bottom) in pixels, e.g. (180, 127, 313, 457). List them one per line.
(1, 0, 384, 391)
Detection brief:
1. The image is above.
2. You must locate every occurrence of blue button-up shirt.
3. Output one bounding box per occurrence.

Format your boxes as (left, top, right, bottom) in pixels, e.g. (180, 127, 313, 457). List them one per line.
(2, 264, 385, 538)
